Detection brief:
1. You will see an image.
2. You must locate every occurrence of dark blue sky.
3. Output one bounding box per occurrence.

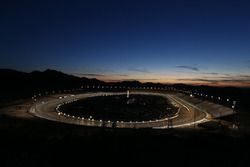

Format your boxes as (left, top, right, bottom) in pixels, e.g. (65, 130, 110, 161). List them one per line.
(1, 0, 250, 86)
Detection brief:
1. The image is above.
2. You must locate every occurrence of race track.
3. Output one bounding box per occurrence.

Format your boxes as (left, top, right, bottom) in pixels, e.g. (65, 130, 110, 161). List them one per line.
(29, 91, 210, 128)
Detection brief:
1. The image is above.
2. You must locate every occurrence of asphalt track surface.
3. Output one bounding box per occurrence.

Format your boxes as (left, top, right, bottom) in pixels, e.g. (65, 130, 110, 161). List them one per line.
(29, 91, 210, 128)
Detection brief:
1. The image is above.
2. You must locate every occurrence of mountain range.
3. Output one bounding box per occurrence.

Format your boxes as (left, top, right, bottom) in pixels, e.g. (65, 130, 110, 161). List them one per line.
(0, 69, 249, 108)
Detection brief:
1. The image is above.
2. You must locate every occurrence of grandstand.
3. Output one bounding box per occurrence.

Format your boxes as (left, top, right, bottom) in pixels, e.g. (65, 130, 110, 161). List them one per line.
(175, 93, 235, 118)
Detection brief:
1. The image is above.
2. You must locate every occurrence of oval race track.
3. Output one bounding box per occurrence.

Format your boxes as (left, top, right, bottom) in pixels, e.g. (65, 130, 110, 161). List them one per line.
(29, 91, 211, 129)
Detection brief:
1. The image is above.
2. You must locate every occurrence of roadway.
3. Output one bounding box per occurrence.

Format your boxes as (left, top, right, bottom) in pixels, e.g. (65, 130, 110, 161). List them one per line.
(29, 91, 210, 129)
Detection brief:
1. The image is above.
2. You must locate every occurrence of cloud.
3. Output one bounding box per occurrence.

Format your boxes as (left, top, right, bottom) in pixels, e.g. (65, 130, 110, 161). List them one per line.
(103, 78, 159, 82)
(238, 75, 250, 78)
(176, 65, 199, 71)
(177, 76, 250, 84)
(118, 74, 129, 77)
(136, 78, 159, 81)
(72, 73, 105, 77)
(200, 72, 233, 77)
(177, 78, 219, 84)
(128, 68, 151, 73)
(201, 72, 219, 75)
(72, 72, 132, 78)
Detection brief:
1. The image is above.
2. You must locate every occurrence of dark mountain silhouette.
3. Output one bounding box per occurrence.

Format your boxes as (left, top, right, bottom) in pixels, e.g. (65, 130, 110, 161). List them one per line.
(0, 69, 249, 91)
(0, 69, 106, 90)
(0, 69, 105, 103)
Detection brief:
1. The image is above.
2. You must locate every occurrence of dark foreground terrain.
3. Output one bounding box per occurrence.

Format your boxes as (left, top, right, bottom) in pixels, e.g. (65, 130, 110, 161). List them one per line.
(1, 69, 250, 166)
(1, 115, 250, 167)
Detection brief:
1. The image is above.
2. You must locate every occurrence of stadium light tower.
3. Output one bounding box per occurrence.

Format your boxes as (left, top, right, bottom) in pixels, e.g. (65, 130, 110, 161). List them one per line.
(193, 110, 196, 128)
(232, 100, 239, 129)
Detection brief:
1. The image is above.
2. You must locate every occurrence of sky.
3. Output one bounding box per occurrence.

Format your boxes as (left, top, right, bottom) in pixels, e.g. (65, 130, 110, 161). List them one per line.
(1, 0, 250, 87)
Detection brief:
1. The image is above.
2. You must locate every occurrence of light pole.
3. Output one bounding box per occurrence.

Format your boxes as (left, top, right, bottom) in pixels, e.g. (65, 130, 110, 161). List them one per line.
(58, 112, 61, 122)
(193, 110, 196, 128)
(232, 100, 239, 129)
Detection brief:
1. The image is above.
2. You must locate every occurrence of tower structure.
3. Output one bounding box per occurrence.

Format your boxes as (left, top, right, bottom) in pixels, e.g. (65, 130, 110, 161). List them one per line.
(127, 90, 130, 98)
